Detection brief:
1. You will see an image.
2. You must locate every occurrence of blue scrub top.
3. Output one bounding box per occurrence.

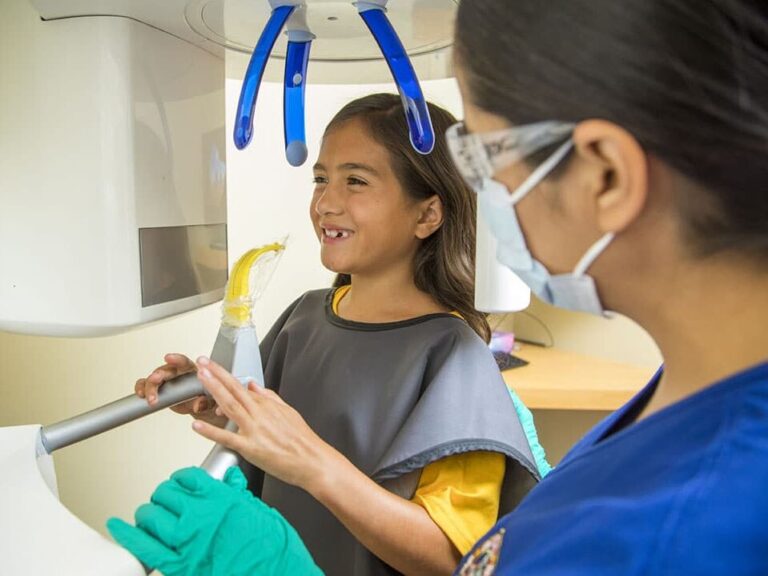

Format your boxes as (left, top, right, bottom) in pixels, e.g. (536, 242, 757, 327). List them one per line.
(455, 362, 768, 575)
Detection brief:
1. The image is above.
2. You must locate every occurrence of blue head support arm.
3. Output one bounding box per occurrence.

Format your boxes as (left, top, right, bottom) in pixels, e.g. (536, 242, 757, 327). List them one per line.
(355, 1, 435, 155)
(233, 1, 296, 153)
(283, 5, 314, 167)
(233, 0, 435, 166)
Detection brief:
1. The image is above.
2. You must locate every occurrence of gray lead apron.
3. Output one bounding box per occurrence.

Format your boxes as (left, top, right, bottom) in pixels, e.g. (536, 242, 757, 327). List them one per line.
(243, 289, 539, 575)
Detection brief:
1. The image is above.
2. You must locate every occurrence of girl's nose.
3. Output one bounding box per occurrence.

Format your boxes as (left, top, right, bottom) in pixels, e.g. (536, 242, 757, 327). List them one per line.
(314, 183, 344, 216)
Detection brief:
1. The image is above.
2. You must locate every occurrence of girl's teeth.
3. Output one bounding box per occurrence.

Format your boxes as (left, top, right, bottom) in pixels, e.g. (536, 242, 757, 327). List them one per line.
(325, 229, 350, 239)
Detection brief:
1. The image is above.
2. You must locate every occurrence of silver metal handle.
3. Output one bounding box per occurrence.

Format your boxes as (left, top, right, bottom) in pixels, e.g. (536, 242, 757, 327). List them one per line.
(39, 373, 205, 454)
(200, 420, 241, 480)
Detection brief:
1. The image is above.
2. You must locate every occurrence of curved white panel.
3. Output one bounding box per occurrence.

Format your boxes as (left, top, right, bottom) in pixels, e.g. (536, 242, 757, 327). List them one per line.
(187, 0, 456, 60)
(0, 425, 144, 575)
(30, 0, 457, 81)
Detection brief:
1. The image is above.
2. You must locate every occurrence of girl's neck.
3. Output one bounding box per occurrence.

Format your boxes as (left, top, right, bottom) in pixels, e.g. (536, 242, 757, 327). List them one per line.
(336, 266, 449, 323)
(624, 257, 768, 423)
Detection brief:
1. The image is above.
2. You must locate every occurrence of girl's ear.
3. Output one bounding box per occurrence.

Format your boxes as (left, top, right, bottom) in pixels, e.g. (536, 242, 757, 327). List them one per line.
(415, 195, 445, 239)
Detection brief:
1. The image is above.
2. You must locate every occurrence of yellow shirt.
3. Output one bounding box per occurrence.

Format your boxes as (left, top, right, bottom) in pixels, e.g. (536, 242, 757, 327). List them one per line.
(332, 285, 505, 554)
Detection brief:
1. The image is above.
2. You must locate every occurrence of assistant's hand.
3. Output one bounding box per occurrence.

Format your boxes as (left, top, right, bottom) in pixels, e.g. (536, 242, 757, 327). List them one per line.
(107, 466, 323, 576)
(191, 356, 343, 491)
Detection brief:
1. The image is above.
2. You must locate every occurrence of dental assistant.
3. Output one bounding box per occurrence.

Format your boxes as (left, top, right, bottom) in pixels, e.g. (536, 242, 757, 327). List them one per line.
(449, 0, 768, 573)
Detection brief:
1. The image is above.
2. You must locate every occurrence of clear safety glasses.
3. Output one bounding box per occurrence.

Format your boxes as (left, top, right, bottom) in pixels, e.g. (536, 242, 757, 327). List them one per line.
(445, 120, 576, 188)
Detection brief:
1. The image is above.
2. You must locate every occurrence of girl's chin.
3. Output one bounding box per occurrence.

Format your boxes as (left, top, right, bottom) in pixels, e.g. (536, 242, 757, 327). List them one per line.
(320, 257, 353, 276)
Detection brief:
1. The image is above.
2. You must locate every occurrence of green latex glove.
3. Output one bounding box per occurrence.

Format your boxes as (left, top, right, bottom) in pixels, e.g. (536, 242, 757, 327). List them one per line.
(508, 388, 552, 477)
(107, 466, 323, 576)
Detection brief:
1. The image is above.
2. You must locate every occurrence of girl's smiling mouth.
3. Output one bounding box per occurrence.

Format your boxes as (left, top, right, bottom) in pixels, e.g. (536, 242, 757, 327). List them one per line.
(321, 227, 354, 243)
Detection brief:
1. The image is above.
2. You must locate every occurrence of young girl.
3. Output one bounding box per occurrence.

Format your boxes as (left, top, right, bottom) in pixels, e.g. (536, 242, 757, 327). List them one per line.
(133, 94, 540, 575)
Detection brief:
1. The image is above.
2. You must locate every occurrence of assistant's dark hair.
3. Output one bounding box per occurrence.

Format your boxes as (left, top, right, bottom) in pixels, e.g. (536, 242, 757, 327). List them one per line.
(326, 93, 491, 342)
(456, 0, 768, 261)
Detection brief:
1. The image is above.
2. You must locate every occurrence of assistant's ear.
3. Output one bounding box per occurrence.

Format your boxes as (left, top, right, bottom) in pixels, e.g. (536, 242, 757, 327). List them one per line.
(415, 195, 445, 239)
(572, 120, 649, 234)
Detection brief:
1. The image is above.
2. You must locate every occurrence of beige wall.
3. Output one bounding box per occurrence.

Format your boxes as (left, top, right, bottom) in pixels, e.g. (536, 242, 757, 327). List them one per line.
(508, 298, 662, 367)
(498, 298, 662, 465)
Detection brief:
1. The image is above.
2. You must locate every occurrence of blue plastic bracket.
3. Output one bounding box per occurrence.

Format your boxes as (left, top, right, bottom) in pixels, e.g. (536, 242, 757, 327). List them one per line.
(233, 3, 297, 150)
(356, 1, 435, 154)
(283, 40, 312, 165)
(283, 6, 315, 166)
(235, 0, 435, 162)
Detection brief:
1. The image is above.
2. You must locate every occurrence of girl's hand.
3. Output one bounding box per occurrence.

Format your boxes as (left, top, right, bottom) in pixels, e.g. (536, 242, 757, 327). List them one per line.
(191, 356, 339, 491)
(134, 354, 218, 420)
(192, 358, 460, 576)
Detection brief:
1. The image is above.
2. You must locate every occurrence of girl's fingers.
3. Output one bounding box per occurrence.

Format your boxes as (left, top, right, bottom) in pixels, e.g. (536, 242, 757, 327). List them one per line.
(143, 364, 184, 404)
(191, 420, 245, 454)
(136, 372, 167, 404)
(198, 357, 260, 417)
(164, 353, 196, 373)
(191, 397, 213, 414)
(196, 364, 253, 426)
(148, 365, 177, 384)
(249, 383, 288, 407)
(152, 355, 195, 386)
(135, 355, 196, 405)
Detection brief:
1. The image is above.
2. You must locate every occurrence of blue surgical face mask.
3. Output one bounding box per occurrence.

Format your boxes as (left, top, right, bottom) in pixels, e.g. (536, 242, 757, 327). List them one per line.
(476, 141, 615, 316)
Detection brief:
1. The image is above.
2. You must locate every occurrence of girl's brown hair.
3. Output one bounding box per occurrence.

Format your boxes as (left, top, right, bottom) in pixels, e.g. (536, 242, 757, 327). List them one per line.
(327, 93, 491, 342)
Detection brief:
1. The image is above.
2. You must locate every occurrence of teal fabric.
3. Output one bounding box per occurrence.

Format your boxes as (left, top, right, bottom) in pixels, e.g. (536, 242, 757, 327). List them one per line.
(107, 466, 323, 576)
(508, 388, 552, 477)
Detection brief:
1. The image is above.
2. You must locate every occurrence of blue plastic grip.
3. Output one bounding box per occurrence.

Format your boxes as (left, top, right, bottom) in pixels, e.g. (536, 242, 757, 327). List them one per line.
(284, 40, 312, 166)
(358, 7, 435, 154)
(233, 4, 296, 150)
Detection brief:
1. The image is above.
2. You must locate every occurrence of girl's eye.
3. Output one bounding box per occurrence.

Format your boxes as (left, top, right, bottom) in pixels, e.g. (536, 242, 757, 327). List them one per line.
(347, 176, 367, 186)
(313, 175, 327, 185)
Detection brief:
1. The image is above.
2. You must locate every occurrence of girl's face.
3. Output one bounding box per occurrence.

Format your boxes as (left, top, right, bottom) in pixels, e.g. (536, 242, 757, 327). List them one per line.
(310, 119, 425, 278)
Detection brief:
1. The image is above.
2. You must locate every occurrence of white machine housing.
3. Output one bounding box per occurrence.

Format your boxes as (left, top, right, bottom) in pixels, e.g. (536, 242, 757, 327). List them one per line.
(475, 206, 531, 314)
(1, 1, 227, 336)
(1, 0, 462, 337)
